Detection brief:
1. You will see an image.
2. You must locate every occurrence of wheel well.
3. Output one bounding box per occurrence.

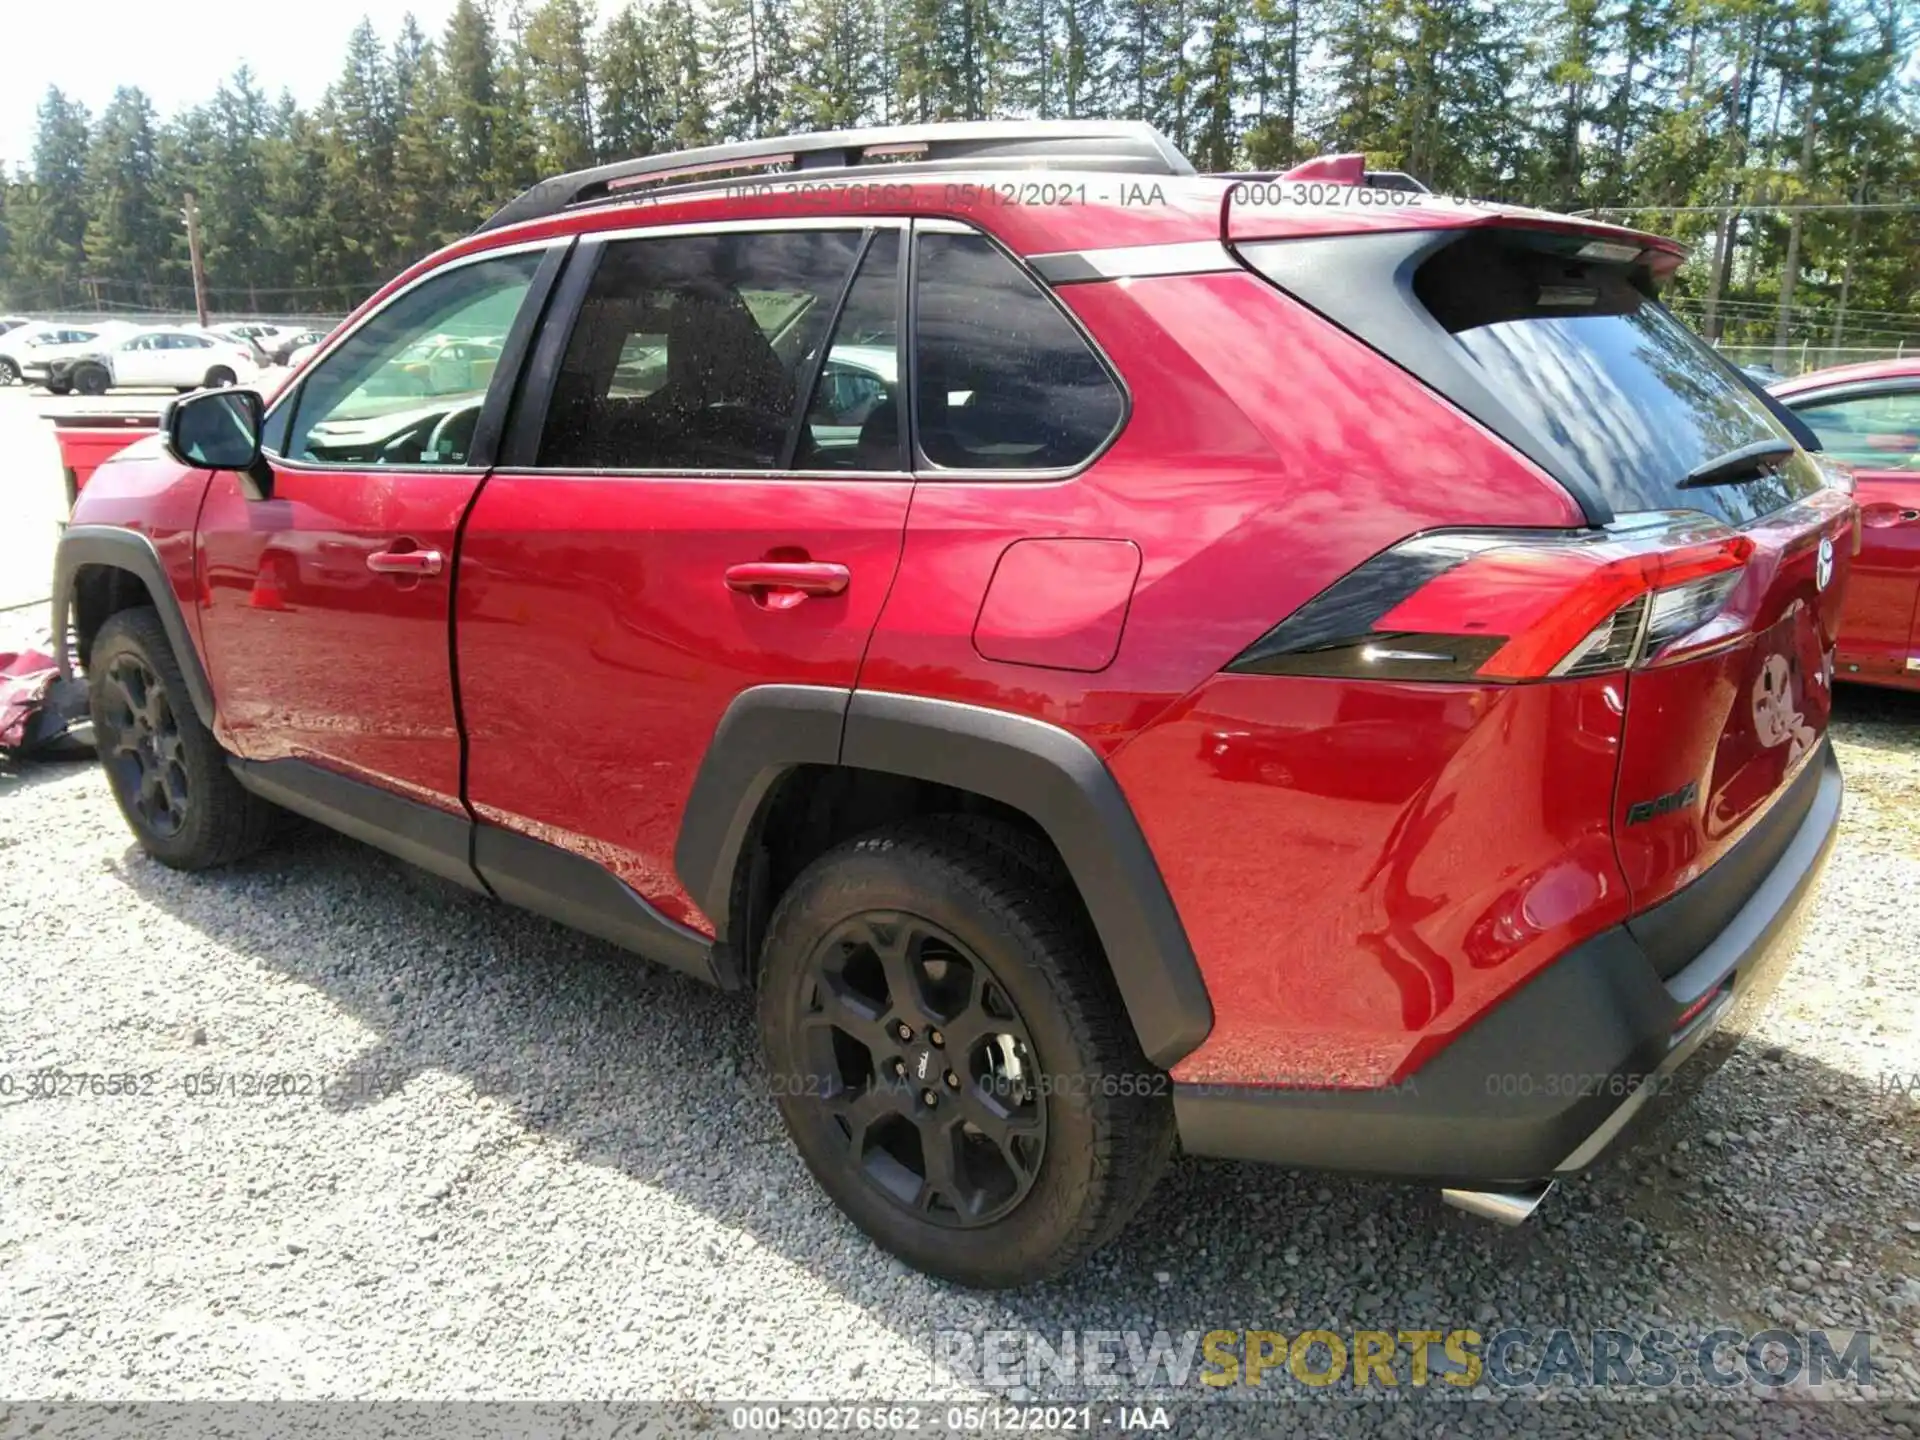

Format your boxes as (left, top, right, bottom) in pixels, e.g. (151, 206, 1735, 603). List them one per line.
(720, 764, 1082, 988)
(69, 563, 158, 670)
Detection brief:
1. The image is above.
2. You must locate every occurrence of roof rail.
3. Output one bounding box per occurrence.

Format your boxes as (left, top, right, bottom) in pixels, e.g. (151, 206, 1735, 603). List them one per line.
(477, 120, 1196, 233)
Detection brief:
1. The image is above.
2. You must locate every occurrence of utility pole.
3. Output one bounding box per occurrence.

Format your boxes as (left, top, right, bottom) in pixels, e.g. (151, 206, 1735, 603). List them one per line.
(182, 190, 210, 328)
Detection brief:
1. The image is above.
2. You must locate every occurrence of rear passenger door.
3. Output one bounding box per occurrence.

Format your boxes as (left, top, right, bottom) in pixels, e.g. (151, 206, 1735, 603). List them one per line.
(456, 221, 913, 932)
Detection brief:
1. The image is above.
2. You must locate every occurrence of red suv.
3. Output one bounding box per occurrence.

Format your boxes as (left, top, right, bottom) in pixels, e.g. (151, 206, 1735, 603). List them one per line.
(53, 122, 1850, 1287)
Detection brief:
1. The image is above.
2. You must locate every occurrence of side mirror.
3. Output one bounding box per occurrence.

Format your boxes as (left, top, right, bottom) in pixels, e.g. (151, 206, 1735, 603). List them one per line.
(163, 388, 272, 499)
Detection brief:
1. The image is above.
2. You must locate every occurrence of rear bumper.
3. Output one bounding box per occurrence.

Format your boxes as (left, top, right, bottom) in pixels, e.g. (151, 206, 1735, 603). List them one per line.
(1174, 740, 1842, 1183)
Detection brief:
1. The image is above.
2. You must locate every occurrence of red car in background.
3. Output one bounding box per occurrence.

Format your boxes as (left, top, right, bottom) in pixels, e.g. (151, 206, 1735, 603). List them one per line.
(1773, 359, 1920, 690)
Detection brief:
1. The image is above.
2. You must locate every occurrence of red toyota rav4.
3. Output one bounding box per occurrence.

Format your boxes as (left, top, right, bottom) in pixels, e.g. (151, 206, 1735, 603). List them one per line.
(53, 122, 1850, 1287)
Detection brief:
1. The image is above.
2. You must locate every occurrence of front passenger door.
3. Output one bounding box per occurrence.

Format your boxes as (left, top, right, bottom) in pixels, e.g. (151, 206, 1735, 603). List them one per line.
(196, 246, 560, 854)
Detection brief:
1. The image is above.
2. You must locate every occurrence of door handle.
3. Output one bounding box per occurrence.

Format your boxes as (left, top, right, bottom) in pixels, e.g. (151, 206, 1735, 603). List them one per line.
(1860, 504, 1920, 528)
(367, 547, 444, 576)
(725, 561, 850, 607)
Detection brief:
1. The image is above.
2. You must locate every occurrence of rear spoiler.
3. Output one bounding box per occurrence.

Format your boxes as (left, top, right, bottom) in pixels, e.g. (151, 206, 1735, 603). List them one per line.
(1221, 162, 1687, 283)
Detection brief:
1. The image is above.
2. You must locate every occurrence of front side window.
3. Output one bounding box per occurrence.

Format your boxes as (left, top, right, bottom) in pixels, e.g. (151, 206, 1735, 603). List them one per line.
(537, 229, 862, 471)
(284, 250, 543, 467)
(912, 231, 1124, 471)
(1794, 390, 1920, 472)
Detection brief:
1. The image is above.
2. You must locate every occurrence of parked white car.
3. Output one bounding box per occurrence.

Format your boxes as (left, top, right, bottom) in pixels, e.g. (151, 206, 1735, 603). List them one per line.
(16, 324, 138, 388)
(59, 328, 258, 395)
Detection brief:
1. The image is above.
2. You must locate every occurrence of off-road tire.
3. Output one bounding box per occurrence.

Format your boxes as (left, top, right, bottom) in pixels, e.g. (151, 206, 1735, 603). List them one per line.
(759, 816, 1175, 1287)
(89, 607, 277, 870)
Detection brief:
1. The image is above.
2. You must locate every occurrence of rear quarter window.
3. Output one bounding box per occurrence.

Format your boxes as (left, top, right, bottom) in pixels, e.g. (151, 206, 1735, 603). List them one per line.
(1412, 230, 1820, 525)
(912, 231, 1124, 472)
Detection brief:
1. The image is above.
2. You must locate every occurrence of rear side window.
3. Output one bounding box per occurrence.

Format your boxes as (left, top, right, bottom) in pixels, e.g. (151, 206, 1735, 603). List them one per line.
(1792, 389, 1920, 472)
(537, 230, 861, 471)
(913, 232, 1122, 471)
(1412, 231, 1819, 525)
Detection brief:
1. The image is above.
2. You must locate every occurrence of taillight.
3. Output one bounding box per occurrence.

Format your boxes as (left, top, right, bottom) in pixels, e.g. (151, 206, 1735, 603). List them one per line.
(1227, 513, 1753, 683)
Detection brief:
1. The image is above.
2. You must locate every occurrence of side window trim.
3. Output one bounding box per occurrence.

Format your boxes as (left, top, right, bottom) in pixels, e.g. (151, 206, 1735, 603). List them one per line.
(1790, 381, 1920, 413)
(906, 218, 1132, 483)
(499, 235, 608, 470)
(778, 227, 876, 472)
(266, 237, 567, 472)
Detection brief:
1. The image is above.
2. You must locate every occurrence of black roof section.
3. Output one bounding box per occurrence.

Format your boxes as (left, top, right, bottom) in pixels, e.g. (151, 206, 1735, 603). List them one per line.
(477, 120, 1197, 233)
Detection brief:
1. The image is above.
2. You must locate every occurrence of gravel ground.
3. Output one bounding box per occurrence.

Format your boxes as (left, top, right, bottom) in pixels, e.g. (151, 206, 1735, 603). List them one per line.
(2, 388, 1918, 1434)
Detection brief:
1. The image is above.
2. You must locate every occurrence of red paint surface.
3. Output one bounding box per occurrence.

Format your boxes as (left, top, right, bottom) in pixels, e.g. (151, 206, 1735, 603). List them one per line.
(53, 421, 155, 500)
(1112, 672, 1632, 1088)
(454, 473, 913, 930)
(194, 463, 483, 813)
(1608, 490, 1855, 910)
(859, 271, 1583, 745)
(972, 538, 1141, 673)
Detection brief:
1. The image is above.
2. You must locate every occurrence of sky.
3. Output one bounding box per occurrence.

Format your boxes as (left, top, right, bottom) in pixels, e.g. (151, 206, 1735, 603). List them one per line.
(2, 1, 464, 172)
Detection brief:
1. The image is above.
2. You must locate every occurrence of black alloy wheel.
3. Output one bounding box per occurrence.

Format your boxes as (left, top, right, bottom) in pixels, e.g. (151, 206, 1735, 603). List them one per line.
(798, 910, 1047, 1228)
(96, 652, 190, 839)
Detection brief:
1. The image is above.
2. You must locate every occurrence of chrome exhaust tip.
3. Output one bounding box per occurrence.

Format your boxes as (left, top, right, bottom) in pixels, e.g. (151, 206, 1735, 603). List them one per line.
(1441, 1182, 1555, 1226)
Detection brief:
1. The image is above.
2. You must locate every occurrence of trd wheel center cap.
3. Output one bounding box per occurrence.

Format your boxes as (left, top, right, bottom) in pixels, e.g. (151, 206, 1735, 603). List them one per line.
(909, 1048, 937, 1086)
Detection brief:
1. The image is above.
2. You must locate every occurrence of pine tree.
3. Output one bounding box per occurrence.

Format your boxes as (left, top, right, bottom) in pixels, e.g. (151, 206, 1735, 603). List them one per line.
(9, 89, 92, 301)
(596, 3, 670, 160)
(199, 67, 271, 305)
(1057, 0, 1114, 117)
(524, 0, 596, 170)
(1006, 0, 1062, 117)
(789, 0, 884, 129)
(260, 94, 333, 306)
(84, 87, 169, 307)
(707, 0, 792, 140)
(655, 0, 715, 148)
(1189, 0, 1239, 170)
(489, 0, 545, 194)
(892, 0, 951, 121)
(442, 0, 506, 221)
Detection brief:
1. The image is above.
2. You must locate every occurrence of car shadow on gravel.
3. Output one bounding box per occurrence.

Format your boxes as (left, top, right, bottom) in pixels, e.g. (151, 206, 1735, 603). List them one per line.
(1833, 679, 1920, 737)
(116, 817, 1919, 1401)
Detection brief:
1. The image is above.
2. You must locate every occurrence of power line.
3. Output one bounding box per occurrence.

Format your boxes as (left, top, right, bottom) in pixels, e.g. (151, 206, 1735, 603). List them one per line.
(1575, 201, 1920, 217)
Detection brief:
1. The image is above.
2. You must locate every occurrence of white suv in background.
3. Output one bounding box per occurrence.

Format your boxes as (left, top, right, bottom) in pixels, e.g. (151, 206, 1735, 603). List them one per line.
(59, 328, 258, 394)
(0, 323, 124, 386)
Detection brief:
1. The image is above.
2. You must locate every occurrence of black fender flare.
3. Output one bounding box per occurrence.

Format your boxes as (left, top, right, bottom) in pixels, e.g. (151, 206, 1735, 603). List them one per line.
(675, 685, 1213, 1069)
(52, 524, 216, 730)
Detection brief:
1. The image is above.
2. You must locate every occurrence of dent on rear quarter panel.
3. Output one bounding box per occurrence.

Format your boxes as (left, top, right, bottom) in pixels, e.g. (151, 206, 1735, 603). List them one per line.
(858, 268, 1586, 752)
(1110, 672, 1633, 1090)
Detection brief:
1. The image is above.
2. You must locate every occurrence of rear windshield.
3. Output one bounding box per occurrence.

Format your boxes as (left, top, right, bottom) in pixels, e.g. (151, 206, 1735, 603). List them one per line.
(1414, 231, 1819, 525)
